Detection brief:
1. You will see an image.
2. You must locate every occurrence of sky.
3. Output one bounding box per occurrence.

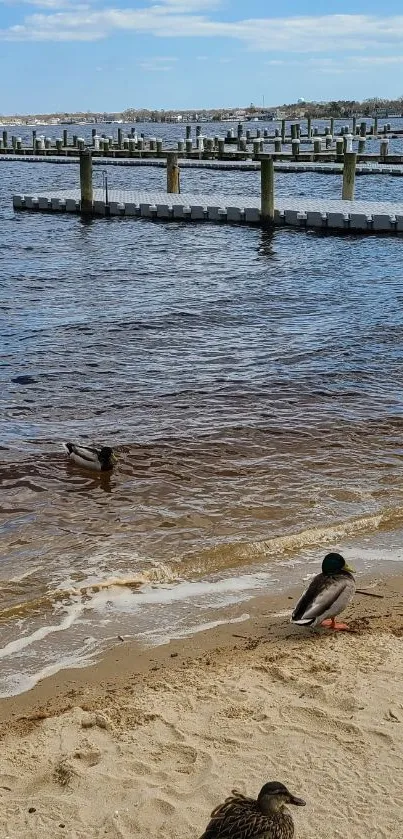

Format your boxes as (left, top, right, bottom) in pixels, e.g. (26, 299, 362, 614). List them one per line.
(1, 2, 403, 113)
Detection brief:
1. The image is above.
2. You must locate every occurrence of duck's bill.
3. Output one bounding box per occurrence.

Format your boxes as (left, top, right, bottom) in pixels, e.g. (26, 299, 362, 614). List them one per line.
(344, 564, 355, 573)
(288, 795, 306, 807)
(111, 454, 118, 463)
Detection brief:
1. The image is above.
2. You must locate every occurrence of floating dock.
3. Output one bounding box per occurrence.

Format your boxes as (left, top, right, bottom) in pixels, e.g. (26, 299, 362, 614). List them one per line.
(12, 188, 403, 233)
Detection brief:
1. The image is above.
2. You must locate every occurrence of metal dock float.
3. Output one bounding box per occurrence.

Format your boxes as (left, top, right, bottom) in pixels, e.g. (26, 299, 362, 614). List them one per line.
(12, 188, 403, 233)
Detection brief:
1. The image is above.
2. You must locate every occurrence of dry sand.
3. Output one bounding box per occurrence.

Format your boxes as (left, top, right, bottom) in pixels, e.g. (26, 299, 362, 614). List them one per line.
(0, 576, 402, 839)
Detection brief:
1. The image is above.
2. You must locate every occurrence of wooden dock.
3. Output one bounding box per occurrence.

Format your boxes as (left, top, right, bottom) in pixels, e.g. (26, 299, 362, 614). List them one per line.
(12, 188, 403, 233)
(3, 154, 403, 176)
(0, 118, 400, 167)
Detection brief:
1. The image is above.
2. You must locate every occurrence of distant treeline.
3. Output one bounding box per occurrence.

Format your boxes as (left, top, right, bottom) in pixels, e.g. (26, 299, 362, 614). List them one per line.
(3, 97, 403, 123)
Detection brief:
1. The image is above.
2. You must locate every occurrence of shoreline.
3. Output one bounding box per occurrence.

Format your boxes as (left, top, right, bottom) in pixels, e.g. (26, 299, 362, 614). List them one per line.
(0, 572, 402, 838)
(1, 568, 401, 730)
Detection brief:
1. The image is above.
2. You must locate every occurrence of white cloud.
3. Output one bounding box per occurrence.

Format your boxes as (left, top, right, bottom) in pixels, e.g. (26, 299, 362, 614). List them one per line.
(350, 54, 403, 65)
(148, 0, 220, 8)
(137, 55, 178, 71)
(264, 54, 403, 71)
(2, 11, 403, 53)
(1, 0, 89, 7)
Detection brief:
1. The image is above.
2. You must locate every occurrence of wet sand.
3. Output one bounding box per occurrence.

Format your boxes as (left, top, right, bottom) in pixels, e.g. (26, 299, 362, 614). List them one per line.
(0, 573, 402, 838)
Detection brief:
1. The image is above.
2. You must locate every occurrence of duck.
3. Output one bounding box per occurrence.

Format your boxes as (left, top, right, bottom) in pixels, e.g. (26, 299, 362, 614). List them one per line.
(199, 782, 306, 839)
(291, 552, 356, 631)
(62, 442, 116, 472)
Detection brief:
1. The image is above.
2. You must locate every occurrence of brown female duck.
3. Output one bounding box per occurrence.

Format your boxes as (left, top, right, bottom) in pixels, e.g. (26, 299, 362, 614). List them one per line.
(199, 782, 306, 839)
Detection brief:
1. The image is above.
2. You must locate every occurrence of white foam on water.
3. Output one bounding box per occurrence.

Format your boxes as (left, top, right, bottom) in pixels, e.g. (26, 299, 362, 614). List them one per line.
(0, 599, 83, 659)
(138, 612, 250, 645)
(0, 652, 93, 699)
(84, 571, 277, 614)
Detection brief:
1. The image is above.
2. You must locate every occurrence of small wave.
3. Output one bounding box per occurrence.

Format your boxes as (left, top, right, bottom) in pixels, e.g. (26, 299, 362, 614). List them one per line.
(0, 601, 83, 659)
(1, 506, 403, 628)
(173, 505, 403, 577)
(0, 563, 179, 624)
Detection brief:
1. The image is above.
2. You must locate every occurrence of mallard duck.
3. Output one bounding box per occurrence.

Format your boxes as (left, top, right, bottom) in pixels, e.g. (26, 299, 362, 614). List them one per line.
(62, 443, 116, 472)
(199, 782, 306, 839)
(291, 552, 356, 631)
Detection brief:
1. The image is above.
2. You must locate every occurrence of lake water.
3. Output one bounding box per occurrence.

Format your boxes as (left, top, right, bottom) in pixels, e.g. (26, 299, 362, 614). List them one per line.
(1, 121, 403, 696)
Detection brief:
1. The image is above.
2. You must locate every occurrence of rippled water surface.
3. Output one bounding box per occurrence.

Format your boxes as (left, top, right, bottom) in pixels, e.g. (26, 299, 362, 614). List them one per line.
(1, 121, 403, 695)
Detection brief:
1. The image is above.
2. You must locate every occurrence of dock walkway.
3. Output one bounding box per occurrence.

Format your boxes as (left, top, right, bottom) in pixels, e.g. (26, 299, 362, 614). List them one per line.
(4, 154, 403, 176)
(13, 188, 403, 232)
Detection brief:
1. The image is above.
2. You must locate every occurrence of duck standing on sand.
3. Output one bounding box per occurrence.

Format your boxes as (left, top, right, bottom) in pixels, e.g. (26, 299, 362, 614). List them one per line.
(63, 443, 116, 472)
(291, 552, 356, 631)
(199, 782, 306, 839)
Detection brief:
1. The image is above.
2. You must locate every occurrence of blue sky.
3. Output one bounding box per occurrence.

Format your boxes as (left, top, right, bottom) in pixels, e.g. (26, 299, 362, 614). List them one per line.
(1, 2, 403, 113)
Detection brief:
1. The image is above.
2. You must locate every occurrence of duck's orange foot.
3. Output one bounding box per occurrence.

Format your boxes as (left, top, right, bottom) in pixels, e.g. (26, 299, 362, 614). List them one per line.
(320, 618, 350, 631)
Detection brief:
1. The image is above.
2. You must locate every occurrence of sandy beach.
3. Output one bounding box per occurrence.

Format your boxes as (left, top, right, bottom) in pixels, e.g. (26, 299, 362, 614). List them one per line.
(0, 575, 402, 838)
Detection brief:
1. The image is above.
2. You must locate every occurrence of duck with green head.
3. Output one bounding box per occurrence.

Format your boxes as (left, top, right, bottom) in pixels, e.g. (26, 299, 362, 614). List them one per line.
(291, 552, 356, 631)
(199, 782, 306, 839)
(63, 442, 116, 472)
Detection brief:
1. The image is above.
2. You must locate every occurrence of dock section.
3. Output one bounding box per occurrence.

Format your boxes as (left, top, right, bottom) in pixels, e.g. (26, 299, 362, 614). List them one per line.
(12, 188, 403, 233)
(3, 155, 403, 176)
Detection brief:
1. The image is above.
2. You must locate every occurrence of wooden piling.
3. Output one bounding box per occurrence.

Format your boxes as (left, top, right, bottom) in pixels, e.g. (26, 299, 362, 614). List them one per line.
(292, 139, 300, 158)
(360, 121, 366, 137)
(343, 133, 353, 153)
(307, 116, 312, 139)
(373, 116, 378, 136)
(166, 152, 180, 193)
(336, 138, 343, 156)
(380, 139, 389, 159)
(342, 152, 357, 200)
(281, 119, 286, 144)
(63, 129, 67, 147)
(253, 139, 260, 159)
(260, 157, 275, 225)
(79, 148, 93, 213)
(313, 139, 321, 155)
(330, 117, 334, 136)
(32, 130, 36, 150)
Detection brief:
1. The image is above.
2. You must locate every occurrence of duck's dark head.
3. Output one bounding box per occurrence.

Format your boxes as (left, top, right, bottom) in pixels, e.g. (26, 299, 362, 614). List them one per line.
(257, 782, 306, 814)
(322, 552, 354, 576)
(99, 446, 116, 465)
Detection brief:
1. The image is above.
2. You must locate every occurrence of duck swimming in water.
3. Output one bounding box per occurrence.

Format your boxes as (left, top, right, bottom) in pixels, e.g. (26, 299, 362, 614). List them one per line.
(291, 552, 356, 631)
(199, 782, 306, 839)
(62, 443, 116, 472)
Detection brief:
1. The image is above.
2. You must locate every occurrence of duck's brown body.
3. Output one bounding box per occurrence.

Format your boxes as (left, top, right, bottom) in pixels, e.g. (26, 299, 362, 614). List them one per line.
(199, 791, 295, 839)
